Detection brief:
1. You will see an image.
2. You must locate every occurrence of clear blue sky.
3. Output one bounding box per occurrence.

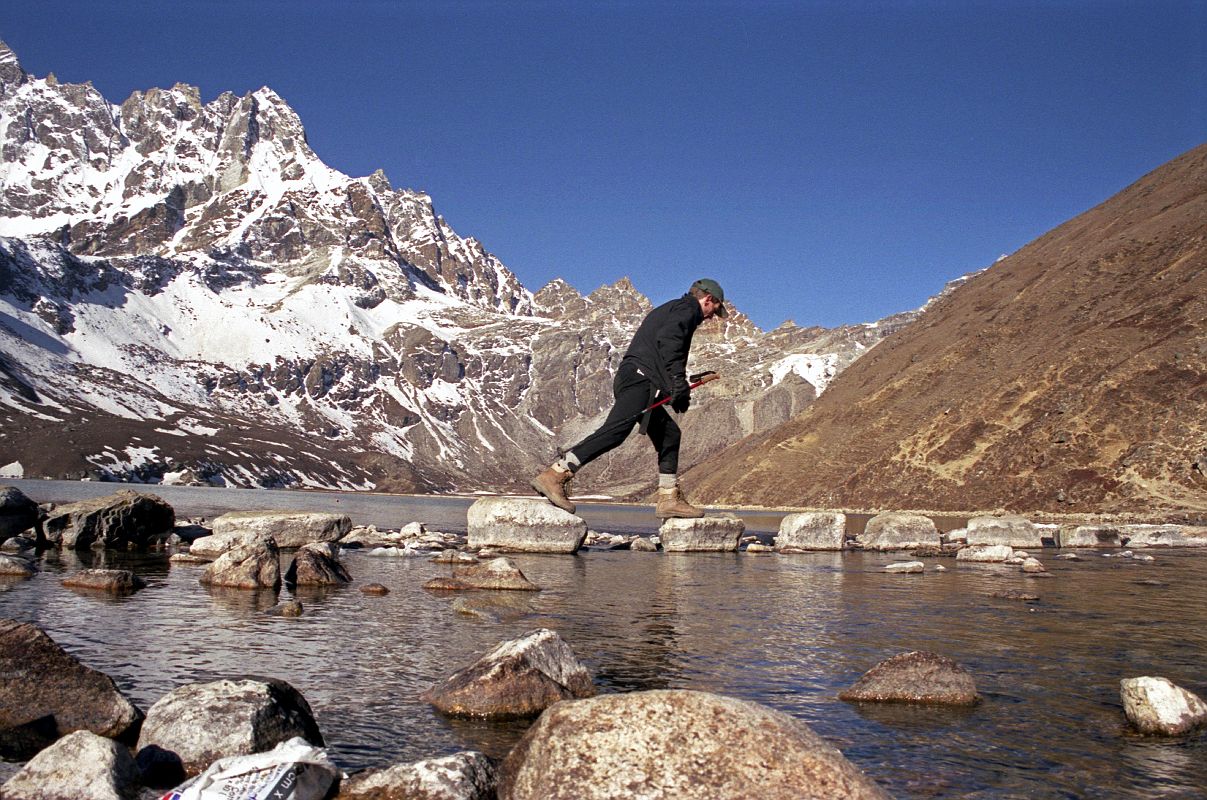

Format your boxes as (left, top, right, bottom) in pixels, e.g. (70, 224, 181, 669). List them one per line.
(3, 1, 1204, 330)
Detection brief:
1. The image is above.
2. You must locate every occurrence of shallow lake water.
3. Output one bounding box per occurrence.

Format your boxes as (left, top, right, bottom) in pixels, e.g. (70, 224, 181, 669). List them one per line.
(2, 482, 1206, 798)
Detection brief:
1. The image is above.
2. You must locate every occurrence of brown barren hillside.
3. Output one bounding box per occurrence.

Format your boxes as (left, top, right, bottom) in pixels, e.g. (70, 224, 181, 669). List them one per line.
(686, 143, 1207, 517)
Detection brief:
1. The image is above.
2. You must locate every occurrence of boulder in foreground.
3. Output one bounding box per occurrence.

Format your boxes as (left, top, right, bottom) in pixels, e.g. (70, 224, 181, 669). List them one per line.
(199, 539, 281, 589)
(422, 629, 594, 720)
(1120, 676, 1207, 735)
(341, 750, 498, 800)
(839, 650, 980, 706)
(659, 515, 745, 552)
(857, 513, 940, 551)
(42, 489, 175, 549)
(1, 729, 140, 800)
(0, 619, 144, 760)
(135, 677, 323, 786)
(498, 689, 890, 800)
(466, 498, 587, 554)
(776, 511, 847, 552)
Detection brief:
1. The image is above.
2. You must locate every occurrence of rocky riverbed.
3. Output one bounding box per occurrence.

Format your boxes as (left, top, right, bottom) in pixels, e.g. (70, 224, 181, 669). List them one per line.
(1, 486, 1206, 797)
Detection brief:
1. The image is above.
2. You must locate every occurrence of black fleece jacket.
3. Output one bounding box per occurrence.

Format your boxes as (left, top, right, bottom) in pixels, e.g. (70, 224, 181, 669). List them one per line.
(620, 293, 704, 398)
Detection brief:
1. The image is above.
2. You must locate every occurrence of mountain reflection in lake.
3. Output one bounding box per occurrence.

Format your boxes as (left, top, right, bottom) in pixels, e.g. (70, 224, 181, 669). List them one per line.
(2, 531, 1206, 797)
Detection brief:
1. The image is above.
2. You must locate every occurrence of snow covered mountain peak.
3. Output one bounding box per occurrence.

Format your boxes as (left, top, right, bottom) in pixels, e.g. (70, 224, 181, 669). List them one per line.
(0, 40, 920, 494)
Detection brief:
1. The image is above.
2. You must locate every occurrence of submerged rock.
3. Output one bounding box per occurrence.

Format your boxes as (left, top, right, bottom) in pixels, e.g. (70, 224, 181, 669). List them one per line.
(135, 677, 324, 786)
(884, 561, 925, 573)
(0, 619, 144, 760)
(422, 629, 594, 720)
(361, 583, 390, 596)
(341, 750, 498, 800)
(466, 498, 587, 554)
(424, 557, 540, 592)
(1120, 676, 1207, 735)
(263, 600, 304, 617)
(0, 554, 35, 577)
(858, 513, 940, 551)
(839, 650, 980, 706)
(431, 550, 479, 564)
(956, 544, 1014, 563)
(775, 511, 846, 552)
(988, 590, 1040, 601)
(61, 568, 146, 594)
(630, 536, 658, 552)
(659, 516, 745, 552)
(1, 730, 140, 800)
(498, 689, 890, 800)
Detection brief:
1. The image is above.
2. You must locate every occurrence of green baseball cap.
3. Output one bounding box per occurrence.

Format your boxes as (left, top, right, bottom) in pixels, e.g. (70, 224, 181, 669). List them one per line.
(691, 278, 727, 317)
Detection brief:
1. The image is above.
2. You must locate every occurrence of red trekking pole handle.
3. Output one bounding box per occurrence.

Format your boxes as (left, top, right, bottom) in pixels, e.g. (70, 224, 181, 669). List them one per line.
(644, 371, 720, 413)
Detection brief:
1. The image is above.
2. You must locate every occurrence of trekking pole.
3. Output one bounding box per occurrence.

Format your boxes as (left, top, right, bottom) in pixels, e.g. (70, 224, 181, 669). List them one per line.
(610, 370, 721, 433)
(555, 371, 723, 463)
(641, 371, 721, 416)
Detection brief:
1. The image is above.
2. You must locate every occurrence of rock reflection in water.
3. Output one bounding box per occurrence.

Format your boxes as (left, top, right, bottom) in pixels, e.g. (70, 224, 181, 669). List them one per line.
(0, 542, 1205, 798)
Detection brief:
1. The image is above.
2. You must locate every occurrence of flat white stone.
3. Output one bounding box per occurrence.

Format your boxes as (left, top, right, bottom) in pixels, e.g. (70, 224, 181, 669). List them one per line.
(967, 516, 1042, 548)
(1120, 676, 1207, 735)
(956, 544, 1014, 563)
(858, 513, 940, 551)
(884, 561, 925, 573)
(1121, 524, 1207, 548)
(660, 516, 745, 552)
(466, 497, 586, 554)
(775, 511, 846, 552)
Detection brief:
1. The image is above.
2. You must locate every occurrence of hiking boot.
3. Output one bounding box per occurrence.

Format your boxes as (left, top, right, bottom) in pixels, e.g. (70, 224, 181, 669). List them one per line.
(655, 486, 704, 519)
(531, 467, 576, 514)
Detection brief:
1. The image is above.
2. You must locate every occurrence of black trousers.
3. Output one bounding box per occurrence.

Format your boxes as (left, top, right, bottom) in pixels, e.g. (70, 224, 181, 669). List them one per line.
(568, 361, 681, 474)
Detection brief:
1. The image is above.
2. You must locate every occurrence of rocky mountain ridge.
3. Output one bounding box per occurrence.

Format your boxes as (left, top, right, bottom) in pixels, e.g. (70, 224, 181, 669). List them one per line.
(685, 142, 1207, 517)
(0, 41, 924, 496)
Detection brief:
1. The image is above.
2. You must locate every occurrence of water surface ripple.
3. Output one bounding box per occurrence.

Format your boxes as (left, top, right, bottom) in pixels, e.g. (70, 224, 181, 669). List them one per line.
(1, 505, 1205, 797)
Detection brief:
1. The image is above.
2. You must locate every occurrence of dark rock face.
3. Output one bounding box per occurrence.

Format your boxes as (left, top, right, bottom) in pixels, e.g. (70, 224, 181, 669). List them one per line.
(61, 568, 147, 594)
(498, 690, 890, 800)
(284, 544, 351, 586)
(0, 485, 38, 540)
(42, 490, 175, 549)
(0, 619, 144, 760)
(421, 629, 594, 720)
(839, 650, 980, 706)
(135, 677, 323, 786)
